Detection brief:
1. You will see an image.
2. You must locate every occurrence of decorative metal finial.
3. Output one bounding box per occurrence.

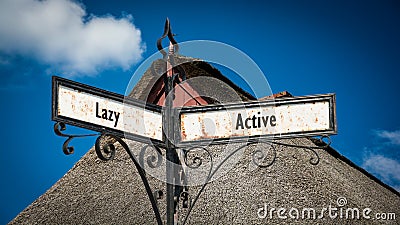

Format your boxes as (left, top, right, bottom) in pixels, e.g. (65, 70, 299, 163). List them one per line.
(157, 18, 179, 58)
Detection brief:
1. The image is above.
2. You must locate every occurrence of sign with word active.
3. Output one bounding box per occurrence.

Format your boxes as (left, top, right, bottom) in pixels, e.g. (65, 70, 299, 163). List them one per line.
(52, 76, 163, 144)
(176, 94, 336, 146)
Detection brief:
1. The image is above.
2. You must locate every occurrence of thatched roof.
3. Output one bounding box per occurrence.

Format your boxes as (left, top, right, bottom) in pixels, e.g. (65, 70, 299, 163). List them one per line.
(10, 59, 400, 224)
(129, 55, 256, 104)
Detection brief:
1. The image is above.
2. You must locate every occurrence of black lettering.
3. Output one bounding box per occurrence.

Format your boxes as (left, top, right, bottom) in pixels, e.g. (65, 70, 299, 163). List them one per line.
(252, 115, 257, 128)
(262, 116, 269, 127)
(236, 112, 277, 130)
(114, 112, 120, 127)
(236, 113, 244, 129)
(96, 102, 101, 118)
(102, 109, 107, 119)
(108, 110, 114, 121)
(95, 102, 120, 127)
(245, 117, 252, 129)
(270, 115, 276, 126)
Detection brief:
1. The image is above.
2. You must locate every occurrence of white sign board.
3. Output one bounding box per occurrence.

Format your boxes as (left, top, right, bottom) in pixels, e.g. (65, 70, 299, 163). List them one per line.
(53, 77, 336, 147)
(177, 94, 336, 146)
(53, 77, 163, 143)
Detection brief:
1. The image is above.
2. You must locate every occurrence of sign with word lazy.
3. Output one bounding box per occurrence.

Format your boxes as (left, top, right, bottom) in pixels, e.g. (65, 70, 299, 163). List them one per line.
(52, 76, 163, 144)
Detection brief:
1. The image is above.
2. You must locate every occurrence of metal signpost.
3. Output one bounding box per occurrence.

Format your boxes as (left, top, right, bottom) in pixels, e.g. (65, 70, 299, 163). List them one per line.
(52, 19, 337, 225)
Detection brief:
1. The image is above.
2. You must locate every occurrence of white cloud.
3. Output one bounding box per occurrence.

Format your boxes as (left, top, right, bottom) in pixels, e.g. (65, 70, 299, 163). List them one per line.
(0, 0, 145, 76)
(362, 154, 400, 191)
(375, 129, 400, 146)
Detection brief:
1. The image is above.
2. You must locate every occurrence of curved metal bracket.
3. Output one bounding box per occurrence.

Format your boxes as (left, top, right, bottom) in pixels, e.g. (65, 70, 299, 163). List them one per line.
(180, 136, 331, 224)
(54, 123, 163, 225)
(252, 142, 277, 168)
(54, 122, 98, 155)
(270, 135, 331, 165)
(181, 143, 249, 225)
(95, 133, 163, 225)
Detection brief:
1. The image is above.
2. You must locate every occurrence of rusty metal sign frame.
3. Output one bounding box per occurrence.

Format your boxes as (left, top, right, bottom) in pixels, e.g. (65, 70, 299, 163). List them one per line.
(174, 93, 337, 147)
(52, 76, 165, 146)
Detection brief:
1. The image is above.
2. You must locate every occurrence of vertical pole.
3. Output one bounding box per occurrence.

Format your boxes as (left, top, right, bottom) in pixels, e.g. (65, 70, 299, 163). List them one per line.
(165, 41, 177, 225)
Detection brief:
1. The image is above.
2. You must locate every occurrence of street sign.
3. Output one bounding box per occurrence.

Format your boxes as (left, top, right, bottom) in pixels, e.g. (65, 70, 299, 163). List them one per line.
(52, 76, 163, 144)
(52, 76, 336, 147)
(176, 94, 336, 146)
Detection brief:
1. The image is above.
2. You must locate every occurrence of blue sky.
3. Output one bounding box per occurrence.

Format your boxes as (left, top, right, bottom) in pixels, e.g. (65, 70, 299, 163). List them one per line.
(1, 0, 399, 223)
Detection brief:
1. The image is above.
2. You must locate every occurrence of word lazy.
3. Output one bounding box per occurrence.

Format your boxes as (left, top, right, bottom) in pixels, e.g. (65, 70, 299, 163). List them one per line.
(236, 112, 277, 130)
(95, 102, 120, 127)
